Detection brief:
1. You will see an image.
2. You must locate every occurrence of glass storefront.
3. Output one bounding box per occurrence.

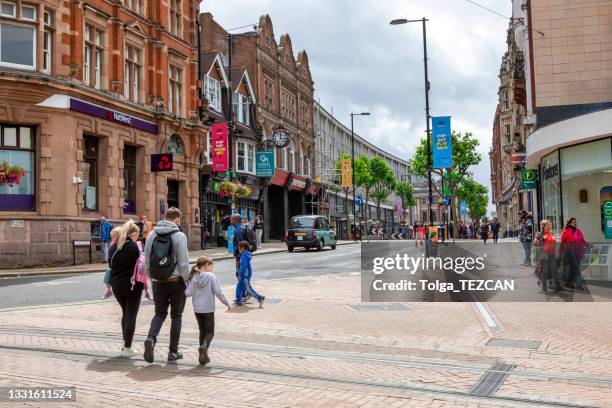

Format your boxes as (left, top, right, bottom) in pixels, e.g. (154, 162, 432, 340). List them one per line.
(540, 137, 612, 241)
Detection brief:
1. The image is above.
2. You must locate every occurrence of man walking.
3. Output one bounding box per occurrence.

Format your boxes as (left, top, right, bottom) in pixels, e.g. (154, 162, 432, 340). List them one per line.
(143, 207, 190, 363)
(491, 217, 500, 244)
(519, 211, 534, 266)
(100, 216, 113, 262)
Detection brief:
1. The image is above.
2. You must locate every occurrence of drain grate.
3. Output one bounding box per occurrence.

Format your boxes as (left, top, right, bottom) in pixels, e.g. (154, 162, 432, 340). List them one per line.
(346, 303, 409, 312)
(470, 362, 515, 397)
(486, 338, 541, 350)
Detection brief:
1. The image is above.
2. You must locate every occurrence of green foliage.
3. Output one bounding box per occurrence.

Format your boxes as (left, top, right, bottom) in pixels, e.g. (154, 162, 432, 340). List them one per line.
(456, 176, 488, 224)
(395, 182, 416, 220)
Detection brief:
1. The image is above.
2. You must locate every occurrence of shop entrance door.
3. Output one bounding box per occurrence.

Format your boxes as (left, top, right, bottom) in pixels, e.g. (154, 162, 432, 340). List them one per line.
(167, 180, 179, 209)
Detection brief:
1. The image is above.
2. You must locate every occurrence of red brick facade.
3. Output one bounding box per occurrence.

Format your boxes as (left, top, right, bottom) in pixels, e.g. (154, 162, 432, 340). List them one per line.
(0, 0, 207, 267)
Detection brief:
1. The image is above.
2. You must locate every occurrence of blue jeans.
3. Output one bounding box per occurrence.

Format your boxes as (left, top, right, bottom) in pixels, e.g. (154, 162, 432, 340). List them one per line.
(235, 276, 261, 303)
(522, 241, 532, 264)
(103, 268, 112, 285)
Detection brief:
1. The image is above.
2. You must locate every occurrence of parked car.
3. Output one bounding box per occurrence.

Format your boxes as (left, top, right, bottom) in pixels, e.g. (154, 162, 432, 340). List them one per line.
(285, 215, 337, 252)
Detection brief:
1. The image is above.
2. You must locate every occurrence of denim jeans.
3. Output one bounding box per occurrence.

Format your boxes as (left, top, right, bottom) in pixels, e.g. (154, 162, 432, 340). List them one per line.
(522, 241, 532, 264)
(235, 276, 261, 303)
(147, 280, 186, 352)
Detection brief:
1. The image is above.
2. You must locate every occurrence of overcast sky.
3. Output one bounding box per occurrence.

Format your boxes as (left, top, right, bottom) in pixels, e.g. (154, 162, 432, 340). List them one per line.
(201, 0, 512, 210)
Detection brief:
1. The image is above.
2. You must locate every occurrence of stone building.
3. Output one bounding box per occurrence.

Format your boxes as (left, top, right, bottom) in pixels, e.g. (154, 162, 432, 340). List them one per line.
(200, 13, 317, 241)
(0, 0, 206, 268)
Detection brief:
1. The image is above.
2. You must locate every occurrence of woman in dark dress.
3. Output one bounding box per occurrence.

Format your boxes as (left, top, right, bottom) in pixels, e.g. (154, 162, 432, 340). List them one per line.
(109, 220, 143, 357)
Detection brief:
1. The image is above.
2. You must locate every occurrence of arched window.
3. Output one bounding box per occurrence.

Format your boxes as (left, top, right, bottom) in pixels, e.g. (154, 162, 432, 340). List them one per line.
(300, 142, 305, 175)
(167, 134, 184, 156)
(289, 141, 295, 173)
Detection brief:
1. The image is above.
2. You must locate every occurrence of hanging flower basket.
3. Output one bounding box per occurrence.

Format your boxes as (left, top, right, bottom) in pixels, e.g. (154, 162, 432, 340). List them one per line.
(0, 161, 25, 187)
(217, 180, 252, 199)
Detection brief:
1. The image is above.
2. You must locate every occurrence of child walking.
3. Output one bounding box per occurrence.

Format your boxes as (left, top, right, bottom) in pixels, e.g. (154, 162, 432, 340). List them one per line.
(185, 256, 230, 366)
(235, 241, 265, 307)
(102, 227, 121, 299)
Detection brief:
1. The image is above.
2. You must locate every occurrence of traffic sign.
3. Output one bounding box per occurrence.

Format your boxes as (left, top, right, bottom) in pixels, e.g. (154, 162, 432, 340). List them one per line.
(151, 153, 173, 172)
(355, 196, 364, 206)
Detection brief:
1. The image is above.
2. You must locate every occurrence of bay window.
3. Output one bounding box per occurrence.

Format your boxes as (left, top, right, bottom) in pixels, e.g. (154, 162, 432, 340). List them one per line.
(206, 76, 221, 112)
(0, 124, 35, 211)
(237, 141, 255, 174)
(233, 92, 250, 126)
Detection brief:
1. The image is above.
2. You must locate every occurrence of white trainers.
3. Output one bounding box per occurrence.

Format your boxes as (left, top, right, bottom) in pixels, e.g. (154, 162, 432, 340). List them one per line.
(121, 347, 137, 357)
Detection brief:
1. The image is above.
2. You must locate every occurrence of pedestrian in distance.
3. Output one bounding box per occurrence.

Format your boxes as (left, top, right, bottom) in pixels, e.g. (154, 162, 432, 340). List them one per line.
(143, 207, 190, 363)
(480, 222, 489, 245)
(235, 241, 265, 307)
(491, 218, 500, 244)
(108, 220, 145, 357)
(102, 227, 121, 299)
(100, 216, 113, 262)
(533, 219, 561, 293)
(519, 211, 534, 266)
(254, 215, 264, 249)
(185, 256, 230, 366)
(560, 217, 589, 290)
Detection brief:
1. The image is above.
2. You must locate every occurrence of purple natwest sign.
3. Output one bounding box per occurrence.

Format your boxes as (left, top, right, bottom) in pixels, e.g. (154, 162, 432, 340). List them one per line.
(69, 98, 158, 134)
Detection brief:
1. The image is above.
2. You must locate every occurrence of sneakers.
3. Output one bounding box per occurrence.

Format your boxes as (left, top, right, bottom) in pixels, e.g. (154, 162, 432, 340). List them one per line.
(143, 338, 155, 363)
(121, 347, 136, 358)
(167, 351, 183, 362)
(198, 346, 210, 366)
(258, 295, 266, 308)
(103, 287, 113, 299)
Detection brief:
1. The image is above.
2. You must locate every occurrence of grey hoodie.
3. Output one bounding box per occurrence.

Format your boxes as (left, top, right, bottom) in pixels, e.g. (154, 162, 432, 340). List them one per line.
(144, 220, 190, 282)
(185, 272, 230, 313)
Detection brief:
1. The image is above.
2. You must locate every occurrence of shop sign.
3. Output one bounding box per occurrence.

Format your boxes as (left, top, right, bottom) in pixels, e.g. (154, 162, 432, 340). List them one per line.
(511, 153, 527, 166)
(151, 153, 173, 172)
(256, 150, 275, 178)
(340, 159, 352, 188)
(543, 161, 560, 180)
(289, 175, 307, 192)
(432, 116, 452, 168)
(307, 183, 320, 196)
(211, 124, 229, 172)
(604, 200, 612, 239)
(69, 98, 158, 134)
(521, 168, 537, 190)
(123, 199, 135, 214)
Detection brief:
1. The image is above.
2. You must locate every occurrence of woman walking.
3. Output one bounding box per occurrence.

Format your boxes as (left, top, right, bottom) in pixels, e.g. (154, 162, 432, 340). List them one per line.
(560, 218, 588, 289)
(185, 256, 230, 366)
(254, 215, 263, 249)
(534, 219, 561, 293)
(480, 222, 489, 245)
(109, 220, 144, 357)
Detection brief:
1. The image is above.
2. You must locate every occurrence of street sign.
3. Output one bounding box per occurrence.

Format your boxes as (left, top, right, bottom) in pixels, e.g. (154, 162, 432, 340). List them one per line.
(256, 150, 275, 177)
(356, 196, 364, 206)
(211, 124, 229, 172)
(340, 159, 352, 188)
(151, 153, 173, 172)
(432, 116, 452, 168)
(521, 168, 537, 190)
(604, 200, 612, 239)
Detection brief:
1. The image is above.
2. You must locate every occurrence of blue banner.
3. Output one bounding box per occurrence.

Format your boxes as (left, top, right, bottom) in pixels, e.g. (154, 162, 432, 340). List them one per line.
(432, 116, 452, 168)
(460, 200, 467, 217)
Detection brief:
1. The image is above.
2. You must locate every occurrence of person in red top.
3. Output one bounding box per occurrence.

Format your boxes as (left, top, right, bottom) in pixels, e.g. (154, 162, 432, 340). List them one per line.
(534, 219, 561, 293)
(560, 218, 588, 289)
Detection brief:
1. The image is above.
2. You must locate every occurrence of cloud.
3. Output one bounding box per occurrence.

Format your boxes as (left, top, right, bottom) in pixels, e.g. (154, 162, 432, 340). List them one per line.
(201, 0, 511, 211)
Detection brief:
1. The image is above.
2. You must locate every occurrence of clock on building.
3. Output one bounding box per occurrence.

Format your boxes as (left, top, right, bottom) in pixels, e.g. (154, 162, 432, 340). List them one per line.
(272, 126, 290, 148)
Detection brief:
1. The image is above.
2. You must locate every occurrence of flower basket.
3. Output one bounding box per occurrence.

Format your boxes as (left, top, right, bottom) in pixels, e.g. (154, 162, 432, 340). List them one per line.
(235, 183, 252, 198)
(0, 161, 25, 187)
(216, 180, 252, 199)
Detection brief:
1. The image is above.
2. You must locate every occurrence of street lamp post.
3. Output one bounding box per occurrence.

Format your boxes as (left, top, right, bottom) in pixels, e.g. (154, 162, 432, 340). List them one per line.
(390, 18, 434, 229)
(350, 112, 369, 240)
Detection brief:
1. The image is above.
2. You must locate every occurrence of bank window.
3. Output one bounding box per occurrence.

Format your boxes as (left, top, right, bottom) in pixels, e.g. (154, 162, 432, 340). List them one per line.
(169, 0, 181, 37)
(1, 2, 15, 17)
(237, 141, 255, 174)
(124, 44, 141, 103)
(42, 12, 53, 73)
(123, 145, 137, 214)
(20, 4, 35, 20)
(0, 22, 36, 69)
(81, 136, 98, 211)
(124, 0, 143, 15)
(84, 25, 104, 89)
(168, 64, 182, 116)
(0, 125, 35, 211)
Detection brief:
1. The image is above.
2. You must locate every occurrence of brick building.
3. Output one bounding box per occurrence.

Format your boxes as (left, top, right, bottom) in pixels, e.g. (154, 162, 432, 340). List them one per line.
(200, 13, 317, 241)
(0, 0, 206, 268)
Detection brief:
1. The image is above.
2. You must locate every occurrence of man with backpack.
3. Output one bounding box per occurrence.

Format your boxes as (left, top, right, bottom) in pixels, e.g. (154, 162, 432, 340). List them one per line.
(143, 207, 190, 363)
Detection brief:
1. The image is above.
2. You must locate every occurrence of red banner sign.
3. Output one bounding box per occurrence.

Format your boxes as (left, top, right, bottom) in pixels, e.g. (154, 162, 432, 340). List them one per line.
(289, 175, 307, 192)
(211, 124, 229, 172)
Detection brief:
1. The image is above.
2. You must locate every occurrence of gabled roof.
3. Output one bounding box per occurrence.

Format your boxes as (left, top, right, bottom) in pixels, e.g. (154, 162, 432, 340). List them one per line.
(202, 52, 229, 88)
(228, 67, 257, 105)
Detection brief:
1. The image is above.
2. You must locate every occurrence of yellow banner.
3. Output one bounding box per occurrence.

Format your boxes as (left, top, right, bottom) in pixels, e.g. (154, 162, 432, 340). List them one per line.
(340, 159, 352, 188)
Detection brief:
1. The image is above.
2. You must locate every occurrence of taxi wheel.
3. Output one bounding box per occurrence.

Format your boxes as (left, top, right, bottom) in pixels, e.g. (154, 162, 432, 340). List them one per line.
(288, 246, 294, 252)
(305, 246, 310, 251)
(331, 245, 337, 250)
(316, 240, 324, 251)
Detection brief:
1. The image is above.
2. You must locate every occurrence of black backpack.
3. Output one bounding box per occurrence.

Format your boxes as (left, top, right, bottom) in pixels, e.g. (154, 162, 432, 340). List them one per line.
(149, 231, 178, 280)
(245, 226, 257, 253)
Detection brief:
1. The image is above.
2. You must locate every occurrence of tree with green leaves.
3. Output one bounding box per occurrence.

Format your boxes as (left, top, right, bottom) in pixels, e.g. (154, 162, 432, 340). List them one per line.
(456, 176, 488, 225)
(395, 181, 416, 223)
(334, 153, 352, 216)
(369, 157, 396, 221)
(354, 156, 374, 222)
(410, 131, 482, 235)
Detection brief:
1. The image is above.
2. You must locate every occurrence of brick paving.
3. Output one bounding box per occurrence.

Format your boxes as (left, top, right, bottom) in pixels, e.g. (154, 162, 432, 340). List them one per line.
(1, 241, 612, 406)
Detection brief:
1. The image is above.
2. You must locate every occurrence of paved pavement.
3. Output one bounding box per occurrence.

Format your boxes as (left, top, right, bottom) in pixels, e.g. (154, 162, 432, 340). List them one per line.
(1, 240, 612, 407)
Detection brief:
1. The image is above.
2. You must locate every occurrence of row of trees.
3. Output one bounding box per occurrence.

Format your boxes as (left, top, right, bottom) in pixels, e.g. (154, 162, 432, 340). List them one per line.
(334, 154, 415, 223)
(332, 131, 489, 232)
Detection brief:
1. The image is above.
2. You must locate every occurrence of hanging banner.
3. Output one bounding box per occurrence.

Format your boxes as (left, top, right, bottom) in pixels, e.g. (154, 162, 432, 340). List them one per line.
(256, 150, 275, 177)
(521, 168, 537, 190)
(460, 200, 467, 217)
(211, 124, 229, 172)
(340, 159, 352, 188)
(432, 116, 452, 168)
(604, 200, 612, 240)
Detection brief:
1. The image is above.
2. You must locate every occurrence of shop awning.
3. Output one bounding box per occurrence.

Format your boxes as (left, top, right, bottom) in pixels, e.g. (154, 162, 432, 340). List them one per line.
(269, 169, 290, 186)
